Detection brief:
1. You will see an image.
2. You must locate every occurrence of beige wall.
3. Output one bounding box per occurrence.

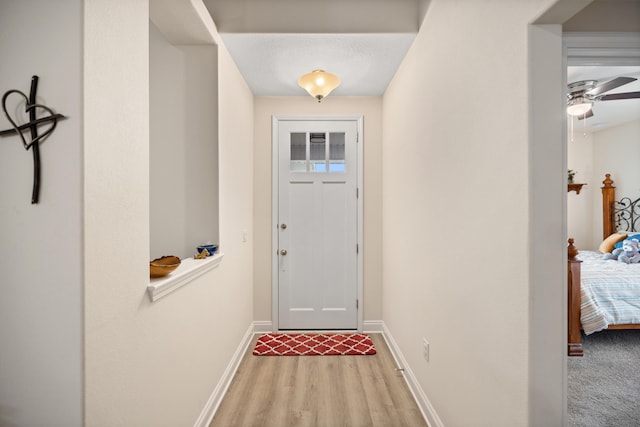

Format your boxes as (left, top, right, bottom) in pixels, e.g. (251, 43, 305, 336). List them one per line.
(382, 0, 542, 425)
(568, 130, 595, 249)
(592, 119, 640, 240)
(0, 1, 83, 425)
(84, 1, 254, 425)
(253, 96, 383, 323)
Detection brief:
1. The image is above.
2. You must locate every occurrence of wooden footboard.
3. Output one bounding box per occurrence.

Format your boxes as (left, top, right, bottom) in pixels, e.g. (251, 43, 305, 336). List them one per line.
(568, 238, 583, 356)
(565, 174, 613, 356)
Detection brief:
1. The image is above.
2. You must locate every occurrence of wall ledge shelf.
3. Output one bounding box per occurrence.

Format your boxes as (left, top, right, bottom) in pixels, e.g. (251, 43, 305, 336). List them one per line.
(568, 183, 586, 194)
(147, 253, 224, 302)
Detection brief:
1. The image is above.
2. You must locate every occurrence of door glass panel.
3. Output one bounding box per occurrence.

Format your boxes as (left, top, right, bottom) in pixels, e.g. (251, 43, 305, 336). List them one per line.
(309, 132, 326, 172)
(329, 132, 345, 172)
(290, 132, 306, 171)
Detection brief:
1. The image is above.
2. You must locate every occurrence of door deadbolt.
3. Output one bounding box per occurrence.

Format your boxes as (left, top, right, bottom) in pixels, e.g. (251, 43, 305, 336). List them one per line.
(280, 249, 287, 256)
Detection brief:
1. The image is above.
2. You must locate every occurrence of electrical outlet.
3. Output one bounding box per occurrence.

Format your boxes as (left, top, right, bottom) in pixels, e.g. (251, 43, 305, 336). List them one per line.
(423, 338, 429, 362)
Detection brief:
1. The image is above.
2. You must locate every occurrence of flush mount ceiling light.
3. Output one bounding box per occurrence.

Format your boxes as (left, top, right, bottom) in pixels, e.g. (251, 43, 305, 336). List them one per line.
(298, 70, 340, 102)
(567, 96, 593, 116)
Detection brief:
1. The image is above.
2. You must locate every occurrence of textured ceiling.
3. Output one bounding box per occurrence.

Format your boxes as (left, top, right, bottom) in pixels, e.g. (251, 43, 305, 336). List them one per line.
(220, 33, 416, 96)
(563, 0, 640, 32)
(204, 0, 422, 97)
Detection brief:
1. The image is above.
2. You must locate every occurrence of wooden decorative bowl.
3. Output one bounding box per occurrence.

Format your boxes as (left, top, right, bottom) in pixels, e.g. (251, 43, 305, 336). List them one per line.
(150, 255, 181, 278)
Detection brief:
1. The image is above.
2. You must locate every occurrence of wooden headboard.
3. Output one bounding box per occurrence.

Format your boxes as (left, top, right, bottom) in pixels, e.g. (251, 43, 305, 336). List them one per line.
(601, 173, 640, 238)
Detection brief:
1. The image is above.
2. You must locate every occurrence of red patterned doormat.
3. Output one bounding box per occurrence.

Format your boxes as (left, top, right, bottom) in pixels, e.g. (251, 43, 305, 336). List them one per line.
(253, 333, 376, 356)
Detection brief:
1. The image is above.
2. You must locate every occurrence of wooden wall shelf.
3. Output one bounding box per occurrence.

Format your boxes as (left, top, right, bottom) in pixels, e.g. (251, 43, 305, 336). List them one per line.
(568, 183, 586, 194)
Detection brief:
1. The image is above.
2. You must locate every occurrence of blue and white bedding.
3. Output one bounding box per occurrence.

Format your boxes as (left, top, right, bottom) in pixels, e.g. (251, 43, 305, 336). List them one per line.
(579, 250, 640, 335)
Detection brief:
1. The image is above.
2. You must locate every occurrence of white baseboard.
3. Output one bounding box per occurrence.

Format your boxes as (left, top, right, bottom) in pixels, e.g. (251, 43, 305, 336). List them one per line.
(381, 322, 444, 427)
(193, 323, 255, 427)
(195, 320, 443, 427)
(252, 320, 273, 333)
(363, 320, 385, 333)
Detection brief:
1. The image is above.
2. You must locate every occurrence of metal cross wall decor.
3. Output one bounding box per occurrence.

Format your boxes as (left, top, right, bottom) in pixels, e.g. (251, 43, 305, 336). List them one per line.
(1, 75, 66, 204)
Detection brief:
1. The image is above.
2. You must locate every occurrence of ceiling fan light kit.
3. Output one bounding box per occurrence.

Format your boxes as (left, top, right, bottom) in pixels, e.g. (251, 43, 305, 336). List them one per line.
(298, 70, 340, 102)
(566, 77, 639, 119)
(567, 96, 593, 116)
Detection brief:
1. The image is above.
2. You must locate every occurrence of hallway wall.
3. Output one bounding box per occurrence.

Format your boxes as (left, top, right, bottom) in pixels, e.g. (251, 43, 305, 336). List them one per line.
(382, 0, 542, 425)
(84, 1, 255, 425)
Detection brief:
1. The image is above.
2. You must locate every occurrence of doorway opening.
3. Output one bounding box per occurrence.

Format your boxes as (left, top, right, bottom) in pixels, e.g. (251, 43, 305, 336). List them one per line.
(271, 115, 364, 331)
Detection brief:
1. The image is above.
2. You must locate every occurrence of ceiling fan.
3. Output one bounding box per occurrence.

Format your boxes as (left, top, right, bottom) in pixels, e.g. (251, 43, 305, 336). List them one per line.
(567, 76, 640, 119)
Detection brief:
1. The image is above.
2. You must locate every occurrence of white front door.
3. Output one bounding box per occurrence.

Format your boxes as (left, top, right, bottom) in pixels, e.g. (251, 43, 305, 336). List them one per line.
(275, 118, 360, 330)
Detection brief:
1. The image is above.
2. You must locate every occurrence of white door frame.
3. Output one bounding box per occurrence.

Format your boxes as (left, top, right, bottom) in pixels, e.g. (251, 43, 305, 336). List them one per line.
(271, 115, 364, 332)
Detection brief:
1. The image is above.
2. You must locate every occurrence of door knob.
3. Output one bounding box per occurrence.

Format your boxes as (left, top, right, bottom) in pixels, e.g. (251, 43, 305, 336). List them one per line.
(280, 223, 287, 230)
(280, 249, 287, 256)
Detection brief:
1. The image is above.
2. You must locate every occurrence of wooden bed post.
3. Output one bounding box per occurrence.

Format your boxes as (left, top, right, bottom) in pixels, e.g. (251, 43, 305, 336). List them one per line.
(602, 174, 616, 239)
(568, 238, 583, 357)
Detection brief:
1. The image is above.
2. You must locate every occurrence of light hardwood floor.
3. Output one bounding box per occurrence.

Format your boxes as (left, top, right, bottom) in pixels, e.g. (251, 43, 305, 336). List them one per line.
(210, 333, 428, 427)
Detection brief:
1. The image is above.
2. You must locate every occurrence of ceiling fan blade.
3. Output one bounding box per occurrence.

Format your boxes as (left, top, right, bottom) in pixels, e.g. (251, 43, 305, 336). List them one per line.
(598, 91, 640, 101)
(577, 109, 594, 121)
(586, 77, 637, 97)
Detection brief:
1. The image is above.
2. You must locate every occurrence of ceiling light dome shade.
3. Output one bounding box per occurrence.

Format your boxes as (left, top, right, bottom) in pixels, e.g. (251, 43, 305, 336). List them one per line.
(567, 96, 593, 116)
(298, 70, 340, 102)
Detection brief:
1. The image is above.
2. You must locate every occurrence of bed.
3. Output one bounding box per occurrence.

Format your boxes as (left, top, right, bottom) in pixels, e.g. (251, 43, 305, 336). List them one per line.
(568, 174, 640, 356)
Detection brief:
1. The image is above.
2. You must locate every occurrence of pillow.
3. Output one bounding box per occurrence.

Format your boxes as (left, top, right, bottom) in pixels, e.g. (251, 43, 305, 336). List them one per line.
(614, 233, 640, 249)
(599, 232, 628, 253)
